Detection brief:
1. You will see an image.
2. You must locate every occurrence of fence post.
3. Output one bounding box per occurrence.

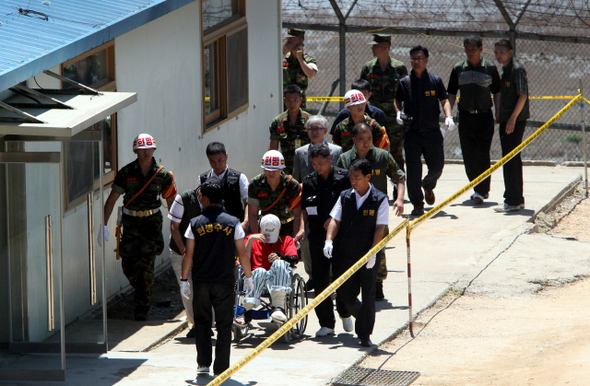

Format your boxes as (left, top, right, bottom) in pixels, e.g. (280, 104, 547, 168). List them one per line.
(581, 80, 588, 197)
(406, 222, 414, 338)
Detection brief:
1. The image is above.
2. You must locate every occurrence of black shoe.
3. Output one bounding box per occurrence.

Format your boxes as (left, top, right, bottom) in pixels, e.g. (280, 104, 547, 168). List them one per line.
(375, 281, 385, 301)
(360, 338, 373, 347)
(186, 326, 196, 338)
(305, 279, 314, 291)
(411, 204, 424, 216)
(134, 306, 149, 321)
(424, 189, 435, 205)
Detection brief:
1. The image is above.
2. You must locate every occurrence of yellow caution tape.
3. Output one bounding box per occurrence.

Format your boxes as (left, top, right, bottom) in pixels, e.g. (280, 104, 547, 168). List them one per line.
(206, 219, 409, 386)
(305, 96, 575, 102)
(306, 96, 343, 102)
(208, 94, 585, 386)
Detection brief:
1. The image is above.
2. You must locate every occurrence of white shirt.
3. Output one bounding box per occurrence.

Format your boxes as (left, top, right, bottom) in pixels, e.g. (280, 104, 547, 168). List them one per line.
(196, 167, 249, 200)
(168, 167, 248, 223)
(184, 216, 245, 240)
(329, 184, 389, 225)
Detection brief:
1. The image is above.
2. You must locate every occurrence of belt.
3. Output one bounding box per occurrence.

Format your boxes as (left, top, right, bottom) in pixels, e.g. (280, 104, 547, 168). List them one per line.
(461, 109, 489, 115)
(123, 208, 160, 217)
(280, 217, 294, 225)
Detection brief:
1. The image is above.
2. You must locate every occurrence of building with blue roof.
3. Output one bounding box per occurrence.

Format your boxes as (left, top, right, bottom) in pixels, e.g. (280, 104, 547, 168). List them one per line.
(0, 0, 282, 381)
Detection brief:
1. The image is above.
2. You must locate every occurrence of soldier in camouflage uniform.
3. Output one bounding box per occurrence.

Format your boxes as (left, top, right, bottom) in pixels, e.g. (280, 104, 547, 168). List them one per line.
(103, 133, 177, 321)
(269, 85, 311, 175)
(360, 34, 408, 171)
(333, 89, 390, 153)
(283, 28, 318, 110)
(247, 150, 304, 246)
(336, 123, 406, 300)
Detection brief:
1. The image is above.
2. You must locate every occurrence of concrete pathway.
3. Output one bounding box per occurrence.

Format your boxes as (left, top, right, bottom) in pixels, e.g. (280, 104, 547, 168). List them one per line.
(1, 164, 585, 386)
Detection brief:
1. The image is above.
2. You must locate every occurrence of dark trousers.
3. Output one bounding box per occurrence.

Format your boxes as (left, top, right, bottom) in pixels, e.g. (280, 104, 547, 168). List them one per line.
(333, 255, 380, 340)
(499, 121, 526, 206)
(121, 254, 156, 310)
(459, 110, 494, 196)
(192, 282, 235, 374)
(404, 129, 445, 207)
(309, 237, 335, 329)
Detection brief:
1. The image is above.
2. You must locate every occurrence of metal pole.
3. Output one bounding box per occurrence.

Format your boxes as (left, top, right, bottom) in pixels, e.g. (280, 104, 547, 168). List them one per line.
(338, 23, 346, 109)
(581, 80, 588, 197)
(406, 223, 414, 338)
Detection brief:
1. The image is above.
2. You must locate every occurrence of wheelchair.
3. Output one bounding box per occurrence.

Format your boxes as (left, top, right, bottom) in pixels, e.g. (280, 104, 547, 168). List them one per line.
(232, 266, 308, 343)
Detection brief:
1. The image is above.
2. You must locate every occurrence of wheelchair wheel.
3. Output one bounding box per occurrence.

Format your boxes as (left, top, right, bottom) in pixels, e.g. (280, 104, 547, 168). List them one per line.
(280, 273, 307, 343)
(232, 323, 249, 343)
(291, 273, 308, 338)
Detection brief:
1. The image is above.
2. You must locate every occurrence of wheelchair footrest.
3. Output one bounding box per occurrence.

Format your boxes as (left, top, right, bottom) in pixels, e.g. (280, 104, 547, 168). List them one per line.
(251, 309, 271, 319)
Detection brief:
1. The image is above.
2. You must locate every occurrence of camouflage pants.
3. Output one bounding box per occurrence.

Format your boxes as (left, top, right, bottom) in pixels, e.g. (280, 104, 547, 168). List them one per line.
(388, 120, 405, 172)
(376, 226, 389, 283)
(120, 213, 164, 309)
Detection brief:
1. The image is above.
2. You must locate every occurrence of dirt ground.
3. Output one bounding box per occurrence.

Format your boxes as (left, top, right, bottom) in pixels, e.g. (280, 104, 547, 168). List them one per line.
(361, 187, 590, 386)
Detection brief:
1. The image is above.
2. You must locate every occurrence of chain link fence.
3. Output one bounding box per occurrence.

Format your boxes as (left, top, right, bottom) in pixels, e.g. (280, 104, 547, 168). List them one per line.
(286, 27, 590, 163)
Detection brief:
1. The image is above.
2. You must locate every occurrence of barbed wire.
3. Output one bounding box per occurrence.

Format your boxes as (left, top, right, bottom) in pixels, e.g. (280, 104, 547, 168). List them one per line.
(283, 0, 590, 37)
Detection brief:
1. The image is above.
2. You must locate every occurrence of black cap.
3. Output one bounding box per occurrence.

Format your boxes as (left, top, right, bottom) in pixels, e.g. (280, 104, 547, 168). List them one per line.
(368, 33, 391, 45)
(288, 28, 305, 38)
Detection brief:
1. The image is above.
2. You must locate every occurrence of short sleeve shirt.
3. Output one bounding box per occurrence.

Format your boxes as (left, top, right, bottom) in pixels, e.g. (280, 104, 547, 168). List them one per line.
(247, 172, 302, 226)
(112, 158, 177, 211)
(330, 185, 389, 225)
(396, 70, 449, 131)
(332, 114, 390, 153)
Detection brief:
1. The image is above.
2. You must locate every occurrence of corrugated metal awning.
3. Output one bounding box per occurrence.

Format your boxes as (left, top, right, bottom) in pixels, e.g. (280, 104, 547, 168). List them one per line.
(0, 0, 196, 92)
(0, 71, 136, 138)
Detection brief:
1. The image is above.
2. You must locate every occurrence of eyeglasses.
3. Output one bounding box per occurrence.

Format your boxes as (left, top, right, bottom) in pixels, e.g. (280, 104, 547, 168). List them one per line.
(410, 56, 426, 62)
(308, 127, 325, 132)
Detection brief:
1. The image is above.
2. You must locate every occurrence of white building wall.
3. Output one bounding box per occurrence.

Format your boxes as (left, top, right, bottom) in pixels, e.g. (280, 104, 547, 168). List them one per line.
(102, 0, 282, 299)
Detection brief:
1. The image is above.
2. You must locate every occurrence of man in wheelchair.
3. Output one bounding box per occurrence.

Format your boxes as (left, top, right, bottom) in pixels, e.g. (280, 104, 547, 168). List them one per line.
(242, 214, 298, 323)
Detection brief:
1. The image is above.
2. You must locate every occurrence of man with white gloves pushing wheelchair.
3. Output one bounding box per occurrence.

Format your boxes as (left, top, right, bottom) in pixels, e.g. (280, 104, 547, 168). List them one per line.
(243, 214, 299, 323)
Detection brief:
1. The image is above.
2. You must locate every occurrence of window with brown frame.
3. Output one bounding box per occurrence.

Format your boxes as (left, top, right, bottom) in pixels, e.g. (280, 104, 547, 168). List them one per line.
(203, 0, 248, 129)
(62, 41, 117, 211)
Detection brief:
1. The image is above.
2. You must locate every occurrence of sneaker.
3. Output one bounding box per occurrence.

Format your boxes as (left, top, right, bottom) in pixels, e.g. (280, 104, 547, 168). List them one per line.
(424, 189, 435, 205)
(315, 327, 335, 337)
(271, 308, 287, 322)
(341, 317, 354, 332)
(243, 297, 261, 311)
(197, 366, 210, 374)
(494, 202, 524, 212)
(470, 192, 485, 204)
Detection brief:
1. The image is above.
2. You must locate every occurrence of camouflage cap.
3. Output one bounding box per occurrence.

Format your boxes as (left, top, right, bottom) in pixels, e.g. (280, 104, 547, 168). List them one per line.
(288, 28, 305, 38)
(368, 33, 391, 45)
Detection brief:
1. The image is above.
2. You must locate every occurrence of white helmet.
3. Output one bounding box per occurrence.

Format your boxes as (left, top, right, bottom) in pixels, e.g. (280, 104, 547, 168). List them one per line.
(133, 133, 157, 150)
(261, 150, 285, 171)
(343, 89, 366, 109)
(260, 214, 281, 244)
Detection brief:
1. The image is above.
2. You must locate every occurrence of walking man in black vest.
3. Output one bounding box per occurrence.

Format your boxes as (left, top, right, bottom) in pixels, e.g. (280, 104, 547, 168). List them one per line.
(323, 158, 389, 348)
(168, 185, 201, 337)
(198, 142, 249, 231)
(181, 180, 253, 378)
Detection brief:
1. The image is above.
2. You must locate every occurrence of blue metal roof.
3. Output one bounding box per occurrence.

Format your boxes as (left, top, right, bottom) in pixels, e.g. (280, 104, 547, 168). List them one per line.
(0, 0, 196, 92)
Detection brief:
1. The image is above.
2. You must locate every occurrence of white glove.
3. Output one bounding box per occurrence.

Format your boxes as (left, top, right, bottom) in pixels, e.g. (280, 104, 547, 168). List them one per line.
(323, 240, 333, 258)
(180, 281, 191, 300)
(243, 277, 254, 295)
(366, 254, 376, 269)
(98, 225, 109, 247)
(440, 127, 446, 139)
(396, 111, 404, 125)
(445, 116, 455, 131)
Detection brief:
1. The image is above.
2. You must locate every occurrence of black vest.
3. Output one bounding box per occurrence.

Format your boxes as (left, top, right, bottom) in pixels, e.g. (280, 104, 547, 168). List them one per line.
(169, 189, 202, 255)
(200, 167, 245, 221)
(189, 206, 239, 283)
(333, 187, 387, 263)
